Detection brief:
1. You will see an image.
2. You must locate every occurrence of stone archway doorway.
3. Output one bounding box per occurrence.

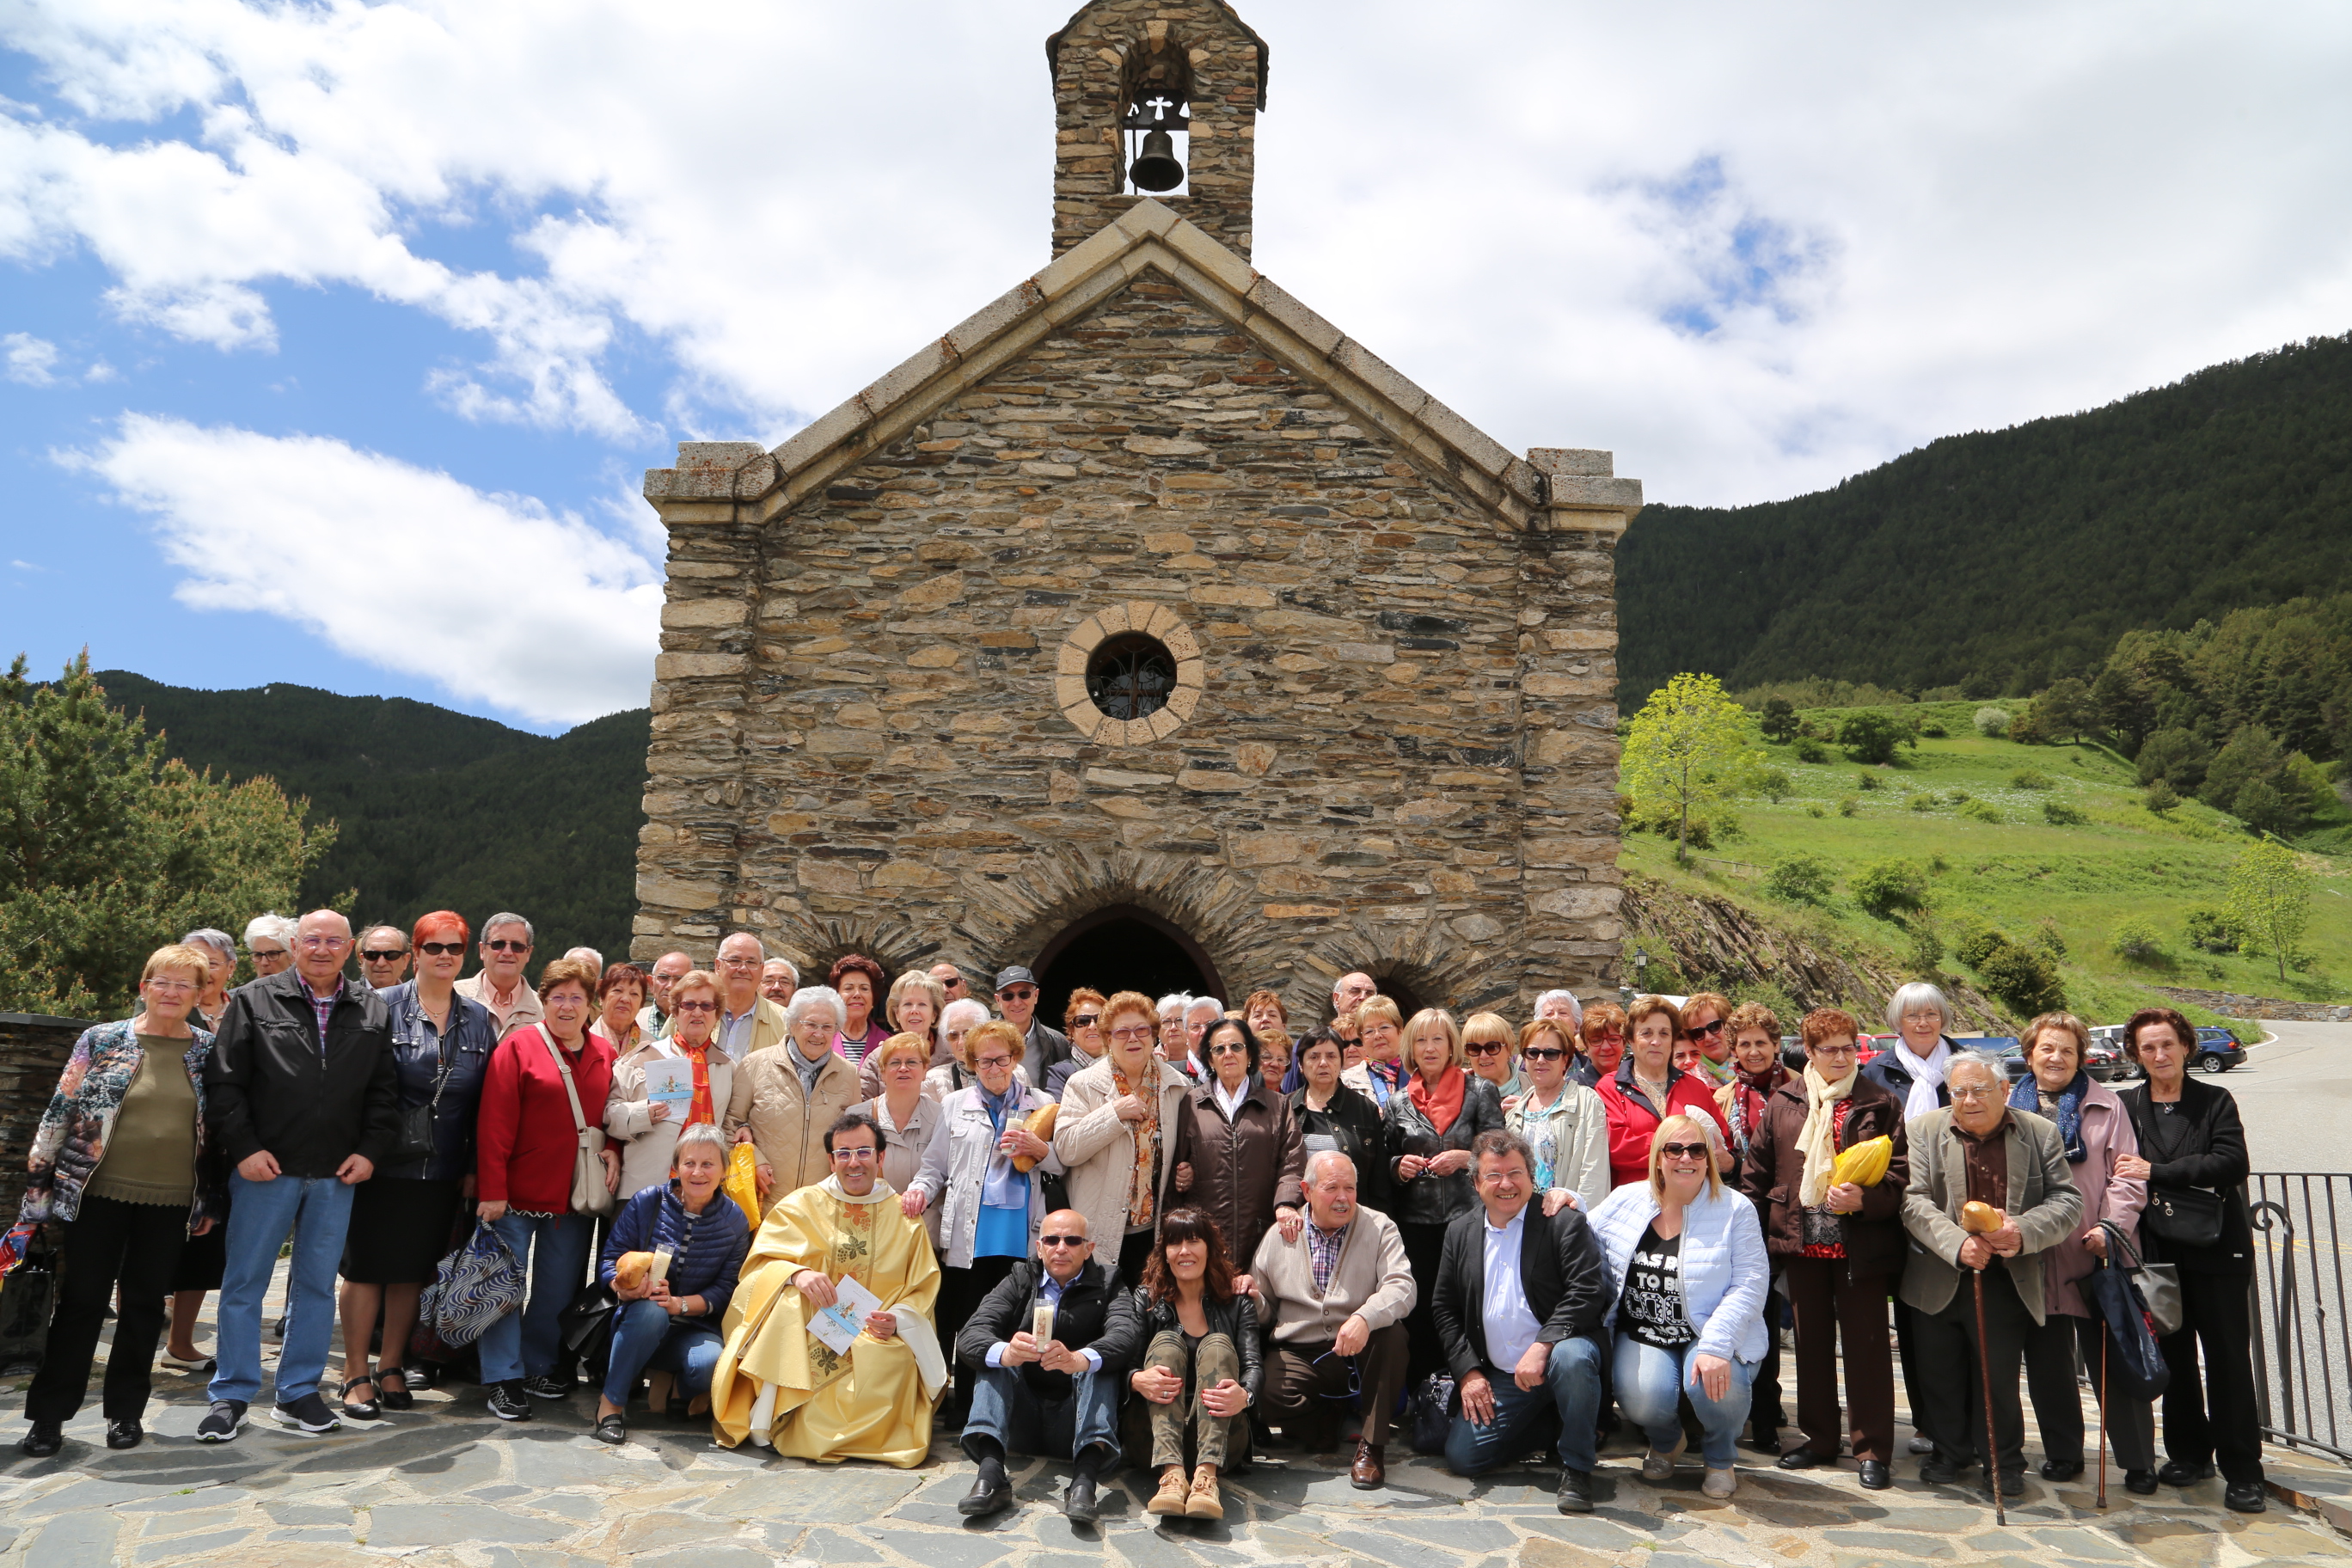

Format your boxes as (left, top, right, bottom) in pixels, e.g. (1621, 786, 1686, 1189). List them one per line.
(1034, 904, 1225, 1032)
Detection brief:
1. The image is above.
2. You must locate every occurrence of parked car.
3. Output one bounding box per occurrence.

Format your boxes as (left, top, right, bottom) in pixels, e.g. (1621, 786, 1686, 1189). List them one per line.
(2191, 1026, 2249, 1075)
(2081, 1037, 2131, 1082)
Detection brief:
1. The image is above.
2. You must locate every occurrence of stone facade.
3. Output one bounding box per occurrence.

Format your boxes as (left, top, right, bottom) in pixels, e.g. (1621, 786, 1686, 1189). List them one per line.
(0, 1013, 88, 1222)
(631, 1, 1636, 1020)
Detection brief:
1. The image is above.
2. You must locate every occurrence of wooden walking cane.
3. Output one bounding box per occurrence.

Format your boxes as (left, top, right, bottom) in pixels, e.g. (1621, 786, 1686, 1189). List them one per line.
(1962, 1201, 2007, 1526)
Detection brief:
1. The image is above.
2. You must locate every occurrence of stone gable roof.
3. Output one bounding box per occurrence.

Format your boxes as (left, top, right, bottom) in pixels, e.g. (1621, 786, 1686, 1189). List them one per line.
(644, 199, 1641, 534)
(1044, 0, 1271, 108)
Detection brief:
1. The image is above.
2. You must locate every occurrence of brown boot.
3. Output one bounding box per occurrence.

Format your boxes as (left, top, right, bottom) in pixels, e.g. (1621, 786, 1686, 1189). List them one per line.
(1147, 1465, 1191, 1515)
(1184, 1463, 1223, 1519)
(1351, 1440, 1386, 1490)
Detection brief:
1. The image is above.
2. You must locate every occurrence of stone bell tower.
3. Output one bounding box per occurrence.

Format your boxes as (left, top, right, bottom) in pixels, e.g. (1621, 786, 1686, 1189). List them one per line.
(1048, 0, 1269, 258)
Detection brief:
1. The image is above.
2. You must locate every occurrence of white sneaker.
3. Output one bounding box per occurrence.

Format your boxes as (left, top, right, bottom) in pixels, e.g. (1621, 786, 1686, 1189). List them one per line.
(1702, 1467, 1736, 1499)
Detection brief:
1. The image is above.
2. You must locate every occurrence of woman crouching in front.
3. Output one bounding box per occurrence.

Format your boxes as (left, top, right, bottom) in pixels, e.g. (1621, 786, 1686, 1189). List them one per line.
(1130, 1206, 1260, 1521)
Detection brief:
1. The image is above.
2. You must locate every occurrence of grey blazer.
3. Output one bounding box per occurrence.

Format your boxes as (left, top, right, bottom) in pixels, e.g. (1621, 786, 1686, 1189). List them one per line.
(1898, 1106, 2083, 1325)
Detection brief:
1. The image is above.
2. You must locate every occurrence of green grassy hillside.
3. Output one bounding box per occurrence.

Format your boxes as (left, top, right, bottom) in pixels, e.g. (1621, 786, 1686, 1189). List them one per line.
(1623, 706, 2351, 1029)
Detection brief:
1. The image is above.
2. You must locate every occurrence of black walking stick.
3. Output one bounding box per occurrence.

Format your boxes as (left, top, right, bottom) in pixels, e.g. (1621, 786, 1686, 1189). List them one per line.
(2097, 1321, 2110, 1510)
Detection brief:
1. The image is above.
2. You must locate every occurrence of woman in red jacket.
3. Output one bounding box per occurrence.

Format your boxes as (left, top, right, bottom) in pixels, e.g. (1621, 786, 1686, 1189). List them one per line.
(1596, 996, 1730, 1190)
(472, 956, 619, 1422)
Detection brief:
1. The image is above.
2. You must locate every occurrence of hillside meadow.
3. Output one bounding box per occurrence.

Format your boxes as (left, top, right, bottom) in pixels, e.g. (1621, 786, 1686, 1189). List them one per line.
(1621, 701, 2352, 1029)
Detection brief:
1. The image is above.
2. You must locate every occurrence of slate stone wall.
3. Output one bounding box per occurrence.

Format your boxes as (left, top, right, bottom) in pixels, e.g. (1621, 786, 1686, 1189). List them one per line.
(635, 278, 1624, 1019)
(0, 1014, 88, 1222)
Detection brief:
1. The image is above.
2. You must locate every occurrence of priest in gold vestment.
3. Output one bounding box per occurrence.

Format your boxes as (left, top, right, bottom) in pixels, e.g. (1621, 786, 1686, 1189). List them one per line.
(710, 1112, 946, 1464)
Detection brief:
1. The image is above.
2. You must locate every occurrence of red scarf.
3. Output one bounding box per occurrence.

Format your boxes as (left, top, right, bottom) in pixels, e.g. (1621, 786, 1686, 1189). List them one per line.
(1407, 1063, 1467, 1135)
(675, 1038, 716, 1127)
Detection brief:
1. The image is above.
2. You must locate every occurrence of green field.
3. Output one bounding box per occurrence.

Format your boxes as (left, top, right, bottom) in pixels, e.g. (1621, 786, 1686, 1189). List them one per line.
(1620, 701, 2352, 1030)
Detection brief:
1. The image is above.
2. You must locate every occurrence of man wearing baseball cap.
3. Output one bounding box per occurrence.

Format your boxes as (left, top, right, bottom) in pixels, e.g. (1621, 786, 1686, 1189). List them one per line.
(995, 966, 1071, 1083)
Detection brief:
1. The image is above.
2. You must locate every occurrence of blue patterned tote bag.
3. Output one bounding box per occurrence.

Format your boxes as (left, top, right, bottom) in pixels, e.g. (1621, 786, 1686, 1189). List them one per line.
(420, 1220, 525, 1346)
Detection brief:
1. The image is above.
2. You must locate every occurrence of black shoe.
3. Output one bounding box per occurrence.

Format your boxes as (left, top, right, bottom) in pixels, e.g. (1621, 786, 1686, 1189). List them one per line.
(104, 1419, 143, 1450)
(1998, 1469, 2027, 1498)
(2040, 1457, 2084, 1481)
(1859, 1460, 1891, 1491)
(1908, 1433, 1936, 1455)
(19, 1421, 62, 1457)
(2124, 1468, 2159, 1495)
(1743, 1428, 1781, 1454)
(376, 1366, 414, 1412)
(592, 1414, 626, 1446)
(1557, 1467, 1594, 1514)
(273, 1392, 340, 1434)
(2225, 1481, 2267, 1512)
(521, 1374, 573, 1400)
(1775, 1447, 1830, 1470)
(1063, 1469, 1100, 1522)
(1920, 1457, 1968, 1485)
(959, 1461, 1014, 1517)
(195, 1400, 247, 1442)
(487, 1381, 532, 1422)
(2157, 1459, 2215, 1486)
(270, 1313, 286, 1339)
(339, 1375, 381, 1421)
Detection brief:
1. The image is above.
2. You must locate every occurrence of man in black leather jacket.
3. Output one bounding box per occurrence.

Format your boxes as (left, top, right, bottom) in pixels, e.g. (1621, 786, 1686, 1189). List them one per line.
(955, 1210, 1143, 1522)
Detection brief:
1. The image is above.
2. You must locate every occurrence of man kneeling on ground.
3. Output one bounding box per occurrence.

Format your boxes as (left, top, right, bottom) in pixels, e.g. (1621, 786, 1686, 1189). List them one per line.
(957, 1210, 1142, 1522)
(1432, 1130, 1609, 1513)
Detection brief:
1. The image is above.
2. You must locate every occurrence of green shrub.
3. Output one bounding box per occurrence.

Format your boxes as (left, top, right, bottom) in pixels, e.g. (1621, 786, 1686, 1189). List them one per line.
(2032, 918, 2067, 959)
(1838, 711, 1909, 765)
(1959, 800, 2004, 824)
(1948, 791, 1971, 805)
(2144, 780, 2180, 814)
(2111, 919, 2166, 965)
(1806, 802, 1826, 818)
(1952, 920, 2005, 970)
(1853, 859, 1928, 919)
(1920, 722, 1949, 738)
(1857, 772, 1879, 791)
(1760, 768, 1792, 803)
(1838, 797, 1859, 818)
(1978, 940, 2066, 1014)
(1794, 738, 1828, 764)
(2184, 905, 2245, 953)
(1909, 793, 1935, 812)
(1759, 697, 1798, 744)
(2043, 799, 2087, 826)
(2009, 769, 2055, 789)
(1908, 923, 1946, 973)
(1764, 854, 1836, 903)
(1975, 706, 2012, 738)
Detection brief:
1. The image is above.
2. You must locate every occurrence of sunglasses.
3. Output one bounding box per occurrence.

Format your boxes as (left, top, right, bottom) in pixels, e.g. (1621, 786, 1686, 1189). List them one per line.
(1110, 1026, 1155, 1042)
(1465, 1042, 1507, 1057)
(1070, 1014, 1100, 1029)
(418, 941, 465, 957)
(999, 987, 1037, 1001)
(976, 1055, 1016, 1070)
(486, 939, 530, 952)
(1040, 1234, 1088, 1248)
(1687, 1019, 1727, 1037)
(1522, 1046, 1566, 1062)
(672, 1000, 719, 1014)
(359, 949, 406, 963)
(1207, 1040, 1249, 1057)
(1658, 1142, 1711, 1161)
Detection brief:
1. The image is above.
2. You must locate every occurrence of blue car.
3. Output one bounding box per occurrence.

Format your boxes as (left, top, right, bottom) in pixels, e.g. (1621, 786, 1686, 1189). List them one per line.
(2192, 1026, 2249, 1075)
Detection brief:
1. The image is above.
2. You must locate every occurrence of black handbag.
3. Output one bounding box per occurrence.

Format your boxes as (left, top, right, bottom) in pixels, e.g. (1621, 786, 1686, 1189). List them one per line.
(557, 1282, 619, 1380)
(391, 1032, 456, 1166)
(0, 1228, 58, 1377)
(2143, 1185, 2226, 1249)
(1407, 1370, 1455, 1455)
(2085, 1223, 2172, 1402)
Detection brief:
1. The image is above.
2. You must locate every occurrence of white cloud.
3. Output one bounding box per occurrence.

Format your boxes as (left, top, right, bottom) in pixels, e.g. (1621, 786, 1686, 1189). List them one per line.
(3, 1, 2350, 500)
(61, 414, 661, 725)
(3, 332, 59, 385)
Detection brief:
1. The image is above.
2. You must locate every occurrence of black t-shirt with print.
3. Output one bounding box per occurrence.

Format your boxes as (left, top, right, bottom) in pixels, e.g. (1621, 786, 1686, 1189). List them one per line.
(1619, 1222, 1697, 1351)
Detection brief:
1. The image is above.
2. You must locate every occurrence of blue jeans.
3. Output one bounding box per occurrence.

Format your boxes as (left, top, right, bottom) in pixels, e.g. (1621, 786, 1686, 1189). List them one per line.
(601, 1298, 723, 1406)
(209, 1172, 356, 1407)
(477, 1211, 596, 1384)
(1614, 1333, 1757, 1468)
(1444, 1336, 1606, 1477)
(961, 1362, 1121, 1462)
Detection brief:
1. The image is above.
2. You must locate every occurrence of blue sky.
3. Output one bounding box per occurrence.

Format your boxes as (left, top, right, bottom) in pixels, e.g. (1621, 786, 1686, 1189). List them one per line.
(3, 2, 2348, 732)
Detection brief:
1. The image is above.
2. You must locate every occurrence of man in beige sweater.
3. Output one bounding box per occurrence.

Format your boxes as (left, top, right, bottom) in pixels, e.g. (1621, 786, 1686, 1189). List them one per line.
(1249, 1150, 1416, 1489)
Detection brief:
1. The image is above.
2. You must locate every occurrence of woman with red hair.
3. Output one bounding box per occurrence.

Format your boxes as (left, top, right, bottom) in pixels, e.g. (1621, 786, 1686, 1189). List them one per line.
(335, 911, 498, 1418)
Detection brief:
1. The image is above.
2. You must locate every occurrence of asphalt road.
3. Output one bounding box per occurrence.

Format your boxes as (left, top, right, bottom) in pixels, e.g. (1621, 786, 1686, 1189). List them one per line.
(2216, 1018, 2352, 1175)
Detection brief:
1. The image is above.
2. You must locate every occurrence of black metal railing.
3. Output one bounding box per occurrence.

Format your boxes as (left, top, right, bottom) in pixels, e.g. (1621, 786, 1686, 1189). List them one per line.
(2248, 1173, 2352, 1463)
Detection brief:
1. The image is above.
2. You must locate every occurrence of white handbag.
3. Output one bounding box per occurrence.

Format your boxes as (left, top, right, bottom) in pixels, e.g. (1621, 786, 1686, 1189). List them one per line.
(540, 1028, 617, 1219)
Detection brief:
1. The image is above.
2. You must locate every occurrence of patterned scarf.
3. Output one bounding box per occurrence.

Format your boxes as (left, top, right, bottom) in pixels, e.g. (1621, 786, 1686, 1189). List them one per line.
(2010, 1068, 2089, 1162)
(1112, 1063, 1161, 1229)
(674, 1038, 716, 1127)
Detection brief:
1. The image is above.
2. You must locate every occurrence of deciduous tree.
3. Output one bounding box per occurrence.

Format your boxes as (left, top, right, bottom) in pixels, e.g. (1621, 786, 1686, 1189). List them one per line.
(1621, 673, 1767, 867)
(2226, 839, 2312, 986)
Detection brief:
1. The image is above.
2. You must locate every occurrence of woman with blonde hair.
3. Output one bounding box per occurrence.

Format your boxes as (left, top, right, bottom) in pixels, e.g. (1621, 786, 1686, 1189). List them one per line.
(864, 1033, 946, 1250)
(1505, 1016, 1610, 1214)
(1340, 995, 1409, 1111)
(1382, 1007, 1507, 1376)
(859, 970, 949, 1099)
(1461, 1010, 1523, 1108)
(606, 967, 736, 1200)
(1589, 1114, 1770, 1499)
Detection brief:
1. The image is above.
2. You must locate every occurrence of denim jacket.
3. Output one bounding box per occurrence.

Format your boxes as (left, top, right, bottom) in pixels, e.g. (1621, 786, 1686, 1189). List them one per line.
(19, 1018, 218, 1232)
(379, 981, 497, 1183)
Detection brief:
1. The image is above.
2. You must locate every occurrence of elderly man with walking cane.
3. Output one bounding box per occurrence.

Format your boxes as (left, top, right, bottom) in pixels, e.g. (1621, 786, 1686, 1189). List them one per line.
(1899, 1050, 2082, 1508)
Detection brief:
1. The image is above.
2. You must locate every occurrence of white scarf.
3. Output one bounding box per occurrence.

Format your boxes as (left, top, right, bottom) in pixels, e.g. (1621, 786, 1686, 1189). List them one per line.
(1893, 1038, 1949, 1122)
(1796, 1064, 1858, 1207)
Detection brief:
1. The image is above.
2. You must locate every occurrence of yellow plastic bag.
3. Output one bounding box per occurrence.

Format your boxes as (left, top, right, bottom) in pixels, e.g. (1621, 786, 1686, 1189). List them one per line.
(1830, 1134, 1893, 1188)
(723, 1142, 763, 1227)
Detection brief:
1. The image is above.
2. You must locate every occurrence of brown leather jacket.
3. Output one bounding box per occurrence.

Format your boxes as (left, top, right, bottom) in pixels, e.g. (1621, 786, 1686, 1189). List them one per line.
(1168, 1078, 1306, 1270)
(1739, 1072, 1911, 1277)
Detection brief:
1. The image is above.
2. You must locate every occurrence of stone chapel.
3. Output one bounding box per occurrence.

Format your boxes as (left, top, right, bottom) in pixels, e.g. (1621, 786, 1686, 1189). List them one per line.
(630, 0, 1639, 1021)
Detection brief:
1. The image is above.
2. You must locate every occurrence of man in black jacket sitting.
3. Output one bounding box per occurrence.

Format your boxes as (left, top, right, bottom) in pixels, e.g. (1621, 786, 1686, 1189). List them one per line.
(957, 1210, 1143, 1522)
(1432, 1130, 1609, 1513)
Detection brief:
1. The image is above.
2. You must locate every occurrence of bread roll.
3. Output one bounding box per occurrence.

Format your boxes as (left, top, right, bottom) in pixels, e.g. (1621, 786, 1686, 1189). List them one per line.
(1012, 1103, 1061, 1173)
(613, 1250, 657, 1290)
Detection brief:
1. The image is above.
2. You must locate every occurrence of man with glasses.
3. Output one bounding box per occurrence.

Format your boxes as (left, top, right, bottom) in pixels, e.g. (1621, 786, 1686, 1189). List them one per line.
(1332, 971, 1378, 1021)
(455, 912, 542, 1037)
(994, 965, 1070, 1081)
(356, 926, 411, 989)
(1898, 1050, 2083, 1496)
(1249, 1151, 1414, 1489)
(1679, 992, 1736, 1087)
(244, 913, 297, 979)
(714, 933, 787, 1063)
(639, 951, 691, 1038)
(199, 910, 398, 1442)
(931, 963, 971, 1006)
(1433, 1130, 1609, 1513)
(955, 1210, 1141, 1522)
(710, 1114, 946, 1464)
(760, 958, 798, 1008)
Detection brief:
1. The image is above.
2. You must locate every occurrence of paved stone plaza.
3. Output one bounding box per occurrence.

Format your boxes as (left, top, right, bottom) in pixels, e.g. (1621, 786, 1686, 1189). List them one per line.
(5, 1352, 2352, 1568)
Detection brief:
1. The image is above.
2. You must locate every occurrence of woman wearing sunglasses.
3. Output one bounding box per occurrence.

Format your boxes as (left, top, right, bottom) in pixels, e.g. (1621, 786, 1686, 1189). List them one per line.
(1679, 992, 1736, 1087)
(1504, 1018, 1610, 1214)
(336, 910, 496, 1419)
(1589, 1114, 1769, 1499)
(1045, 988, 1109, 1100)
(1170, 1018, 1306, 1295)
(1461, 1012, 1524, 1110)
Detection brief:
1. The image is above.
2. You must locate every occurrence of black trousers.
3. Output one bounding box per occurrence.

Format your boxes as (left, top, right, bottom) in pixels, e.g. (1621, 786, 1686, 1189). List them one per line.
(1116, 1227, 1156, 1290)
(2159, 1271, 2264, 1485)
(1749, 1279, 1786, 1441)
(28, 1193, 190, 1424)
(2024, 1309, 2156, 1471)
(1398, 1222, 1449, 1382)
(1908, 1265, 2032, 1476)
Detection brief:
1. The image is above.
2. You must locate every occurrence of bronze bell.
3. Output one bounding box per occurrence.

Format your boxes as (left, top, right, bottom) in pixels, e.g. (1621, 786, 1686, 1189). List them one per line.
(1128, 129, 1184, 192)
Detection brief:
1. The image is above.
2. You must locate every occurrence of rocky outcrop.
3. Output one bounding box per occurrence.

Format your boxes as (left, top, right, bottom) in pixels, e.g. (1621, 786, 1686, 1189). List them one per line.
(1620, 874, 2008, 1032)
(2153, 987, 2352, 1023)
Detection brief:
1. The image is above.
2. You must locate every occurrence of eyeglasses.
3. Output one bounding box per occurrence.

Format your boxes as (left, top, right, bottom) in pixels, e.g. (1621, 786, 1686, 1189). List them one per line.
(1586, 1031, 1624, 1044)
(1070, 1014, 1100, 1029)
(830, 1146, 879, 1162)
(486, 939, 530, 953)
(1110, 1026, 1155, 1043)
(1039, 1234, 1088, 1248)
(1658, 1142, 1711, 1161)
(998, 986, 1037, 1001)
(1207, 1040, 1248, 1057)
(144, 977, 197, 994)
(359, 949, 406, 963)
(1522, 1047, 1566, 1062)
(975, 1054, 1015, 1070)
(718, 956, 760, 969)
(418, 941, 465, 957)
(1465, 1042, 1507, 1057)
(672, 1000, 719, 1014)
(1687, 1019, 1727, 1037)
(295, 935, 349, 951)
(249, 947, 288, 959)
(1948, 1085, 2002, 1101)
(1810, 1043, 1858, 1057)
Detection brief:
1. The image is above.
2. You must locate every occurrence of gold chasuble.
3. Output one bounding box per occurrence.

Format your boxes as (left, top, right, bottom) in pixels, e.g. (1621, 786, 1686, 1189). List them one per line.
(709, 1174, 946, 1465)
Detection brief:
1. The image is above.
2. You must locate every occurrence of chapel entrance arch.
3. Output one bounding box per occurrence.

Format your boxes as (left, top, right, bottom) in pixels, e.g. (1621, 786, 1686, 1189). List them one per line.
(1034, 903, 1225, 1031)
